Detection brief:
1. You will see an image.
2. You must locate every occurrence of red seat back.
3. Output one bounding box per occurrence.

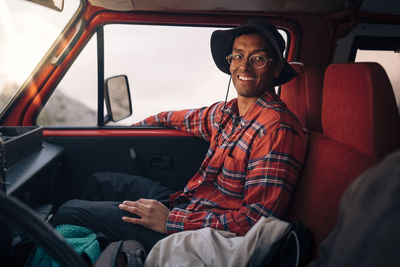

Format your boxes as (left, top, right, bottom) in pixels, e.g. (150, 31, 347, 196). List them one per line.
(323, 63, 400, 158)
(285, 63, 400, 259)
(280, 62, 323, 131)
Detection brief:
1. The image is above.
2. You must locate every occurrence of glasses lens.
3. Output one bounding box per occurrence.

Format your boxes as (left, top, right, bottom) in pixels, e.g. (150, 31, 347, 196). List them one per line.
(228, 54, 244, 67)
(249, 55, 266, 69)
(227, 54, 268, 68)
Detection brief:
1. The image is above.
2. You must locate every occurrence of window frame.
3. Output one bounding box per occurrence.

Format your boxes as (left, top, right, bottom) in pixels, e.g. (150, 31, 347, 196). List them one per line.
(348, 36, 400, 62)
(33, 14, 299, 127)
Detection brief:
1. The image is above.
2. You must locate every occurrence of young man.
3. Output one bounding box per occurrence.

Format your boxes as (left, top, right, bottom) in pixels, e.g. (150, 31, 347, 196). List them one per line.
(52, 18, 306, 253)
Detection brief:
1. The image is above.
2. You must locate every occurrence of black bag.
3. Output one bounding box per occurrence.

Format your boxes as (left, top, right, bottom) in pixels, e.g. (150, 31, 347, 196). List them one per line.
(250, 221, 312, 267)
(94, 240, 146, 267)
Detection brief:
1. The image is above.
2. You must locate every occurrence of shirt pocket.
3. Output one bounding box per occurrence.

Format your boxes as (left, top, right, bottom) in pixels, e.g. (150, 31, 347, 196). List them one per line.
(216, 156, 247, 199)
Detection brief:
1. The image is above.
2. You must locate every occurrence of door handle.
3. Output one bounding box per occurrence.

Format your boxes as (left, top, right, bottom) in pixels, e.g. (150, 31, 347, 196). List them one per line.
(149, 155, 172, 170)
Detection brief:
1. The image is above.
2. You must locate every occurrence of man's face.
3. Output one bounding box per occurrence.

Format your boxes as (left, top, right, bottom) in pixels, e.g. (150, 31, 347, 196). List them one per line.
(229, 33, 281, 98)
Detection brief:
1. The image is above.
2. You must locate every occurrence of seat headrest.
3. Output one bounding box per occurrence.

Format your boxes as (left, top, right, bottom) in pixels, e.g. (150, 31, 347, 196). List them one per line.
(280, 62, 323, 131)
(322, 63, 400, 158)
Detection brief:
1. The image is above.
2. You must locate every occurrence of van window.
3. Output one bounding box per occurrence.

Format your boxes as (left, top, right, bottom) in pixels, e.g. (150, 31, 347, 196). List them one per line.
(0, 0, 80, 114)
(103, 25, 233, 125)
(38, 24, 288, 126)
(37, 33, 97, 126)
(333, 23, 400, 110)
(355, 50, 400, 109)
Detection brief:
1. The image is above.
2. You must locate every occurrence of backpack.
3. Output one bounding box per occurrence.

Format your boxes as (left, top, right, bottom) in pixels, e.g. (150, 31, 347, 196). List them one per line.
(94, 240, 146, 267)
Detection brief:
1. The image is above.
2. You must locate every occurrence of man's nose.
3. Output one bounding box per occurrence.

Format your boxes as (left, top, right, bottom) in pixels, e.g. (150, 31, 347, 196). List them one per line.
(239, 58, 252, 71)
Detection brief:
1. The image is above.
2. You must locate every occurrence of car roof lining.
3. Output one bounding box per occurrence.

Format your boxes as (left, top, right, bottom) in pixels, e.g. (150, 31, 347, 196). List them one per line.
(88, 0, 362, 13)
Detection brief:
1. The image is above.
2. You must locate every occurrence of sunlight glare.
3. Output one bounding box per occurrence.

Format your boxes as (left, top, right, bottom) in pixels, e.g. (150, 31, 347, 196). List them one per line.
(4, 13, 58, 86)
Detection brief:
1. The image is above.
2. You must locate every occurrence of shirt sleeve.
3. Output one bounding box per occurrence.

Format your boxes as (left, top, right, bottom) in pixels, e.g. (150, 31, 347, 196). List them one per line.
(135, 102, 223, 141)
(166, 122, 307, 235)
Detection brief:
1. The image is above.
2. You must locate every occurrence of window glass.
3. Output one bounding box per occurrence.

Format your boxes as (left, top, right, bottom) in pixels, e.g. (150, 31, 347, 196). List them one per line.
(0, 0, 80, 112)
(37, 34, 97, 126)
(104, 25, 233, 125)
(355, 50, 400, 108)
(104, 24, 288, 125)
(38, 24, 288, 126)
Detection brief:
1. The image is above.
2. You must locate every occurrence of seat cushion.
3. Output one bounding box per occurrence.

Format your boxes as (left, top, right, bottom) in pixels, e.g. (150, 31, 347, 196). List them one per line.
(285, 132, 378, 257)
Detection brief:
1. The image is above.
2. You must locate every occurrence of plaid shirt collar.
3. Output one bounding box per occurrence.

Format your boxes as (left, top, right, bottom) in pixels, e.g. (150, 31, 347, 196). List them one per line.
(222, 89, 281, 126)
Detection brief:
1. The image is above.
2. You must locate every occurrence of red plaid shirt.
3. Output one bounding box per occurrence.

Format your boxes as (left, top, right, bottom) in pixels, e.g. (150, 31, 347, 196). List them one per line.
(139, 90, 306, 236)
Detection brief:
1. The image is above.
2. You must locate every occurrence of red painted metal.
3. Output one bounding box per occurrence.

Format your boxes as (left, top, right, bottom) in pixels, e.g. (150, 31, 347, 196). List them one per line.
(43, 128, 195, 137)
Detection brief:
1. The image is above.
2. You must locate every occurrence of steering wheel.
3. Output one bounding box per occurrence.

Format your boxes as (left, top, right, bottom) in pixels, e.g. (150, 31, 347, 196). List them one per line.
(0, 190, 89, 266)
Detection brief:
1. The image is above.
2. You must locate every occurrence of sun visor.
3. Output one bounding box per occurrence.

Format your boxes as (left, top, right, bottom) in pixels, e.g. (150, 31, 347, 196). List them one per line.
(89, 0, 135, 11)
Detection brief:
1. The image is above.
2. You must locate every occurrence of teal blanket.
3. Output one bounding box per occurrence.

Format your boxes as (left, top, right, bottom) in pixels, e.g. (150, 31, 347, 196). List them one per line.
(28, 224, 101, 267)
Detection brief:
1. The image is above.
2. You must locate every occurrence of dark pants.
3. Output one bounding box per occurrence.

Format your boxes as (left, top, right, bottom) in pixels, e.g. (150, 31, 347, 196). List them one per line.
(51, 172, 174, 253)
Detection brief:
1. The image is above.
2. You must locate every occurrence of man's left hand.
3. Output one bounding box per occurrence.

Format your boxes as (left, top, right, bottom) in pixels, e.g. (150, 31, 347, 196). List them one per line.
(119, 199, 170, 234)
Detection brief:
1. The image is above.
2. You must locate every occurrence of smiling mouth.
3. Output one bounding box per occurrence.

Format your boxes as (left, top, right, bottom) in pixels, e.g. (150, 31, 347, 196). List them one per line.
(238, 75, 256, 81)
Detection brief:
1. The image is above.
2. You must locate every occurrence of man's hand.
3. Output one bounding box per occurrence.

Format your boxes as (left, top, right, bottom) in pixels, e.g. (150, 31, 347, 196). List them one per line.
(119, 199, 170, 234)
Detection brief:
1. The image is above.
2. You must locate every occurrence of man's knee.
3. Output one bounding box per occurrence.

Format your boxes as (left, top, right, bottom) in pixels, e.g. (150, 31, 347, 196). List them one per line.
(51, 199, 87, 226)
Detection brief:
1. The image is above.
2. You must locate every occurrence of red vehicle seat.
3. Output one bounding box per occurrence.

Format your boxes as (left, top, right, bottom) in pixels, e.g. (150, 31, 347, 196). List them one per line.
(322, 63, 400, 158)
(280, 62, 323, 131)
(284, 63, 400, 260)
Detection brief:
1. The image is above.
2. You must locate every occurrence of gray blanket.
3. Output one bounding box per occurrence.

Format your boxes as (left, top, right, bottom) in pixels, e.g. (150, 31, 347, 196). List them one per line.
(145, 216, 290, 267)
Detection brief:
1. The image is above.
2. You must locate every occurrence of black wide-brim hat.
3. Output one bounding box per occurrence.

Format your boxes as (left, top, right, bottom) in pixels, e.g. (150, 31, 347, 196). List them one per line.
(211, 18, 298, 86)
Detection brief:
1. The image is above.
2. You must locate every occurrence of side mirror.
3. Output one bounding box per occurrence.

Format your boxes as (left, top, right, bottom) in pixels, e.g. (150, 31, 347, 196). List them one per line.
(104, 75, 132, 123)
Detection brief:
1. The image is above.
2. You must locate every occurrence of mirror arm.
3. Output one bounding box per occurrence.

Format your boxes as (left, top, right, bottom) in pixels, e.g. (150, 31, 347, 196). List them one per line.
(104, 114, 111, 125)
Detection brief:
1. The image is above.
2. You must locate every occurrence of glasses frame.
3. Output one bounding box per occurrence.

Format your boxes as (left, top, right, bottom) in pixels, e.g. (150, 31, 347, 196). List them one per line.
(226, 54, 273, 69)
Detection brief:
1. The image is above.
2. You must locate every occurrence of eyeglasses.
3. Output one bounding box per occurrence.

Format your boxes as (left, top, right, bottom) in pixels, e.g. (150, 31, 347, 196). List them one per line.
(226, 54, 273, 69)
